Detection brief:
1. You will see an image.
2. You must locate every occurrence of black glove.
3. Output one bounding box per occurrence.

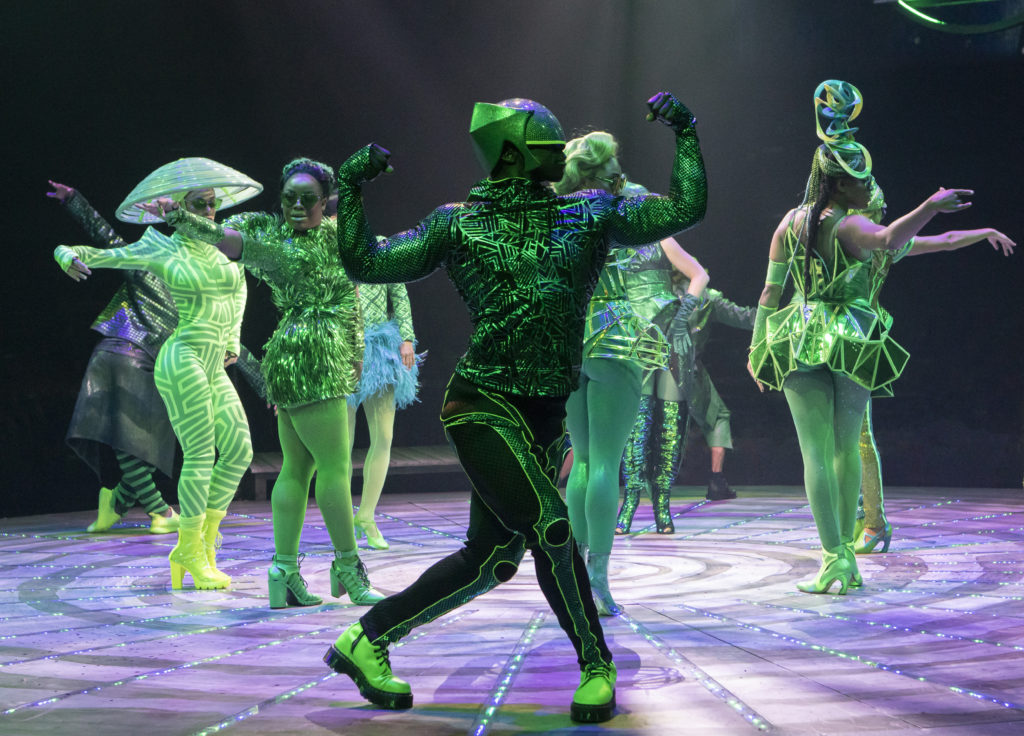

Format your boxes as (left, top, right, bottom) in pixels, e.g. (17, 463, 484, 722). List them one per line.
(646, 92, 697, 134)
(338, 143, 393, 185)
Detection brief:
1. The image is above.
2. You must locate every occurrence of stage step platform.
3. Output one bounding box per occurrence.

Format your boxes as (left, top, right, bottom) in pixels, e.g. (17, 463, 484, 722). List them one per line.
(249, 444, 460, 499)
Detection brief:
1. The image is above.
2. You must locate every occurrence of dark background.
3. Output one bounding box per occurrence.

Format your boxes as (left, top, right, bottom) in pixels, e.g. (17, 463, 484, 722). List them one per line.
(3, 1, 1022, 518)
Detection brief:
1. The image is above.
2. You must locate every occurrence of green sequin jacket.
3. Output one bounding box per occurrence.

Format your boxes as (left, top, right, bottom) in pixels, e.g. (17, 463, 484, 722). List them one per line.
(335, 130, 706, 397)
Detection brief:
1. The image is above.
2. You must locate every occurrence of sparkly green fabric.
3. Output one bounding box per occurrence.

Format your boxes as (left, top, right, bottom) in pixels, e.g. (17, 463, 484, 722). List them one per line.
(225, 213, 363, 408)
(583, 243, 675, 370)
(749, 211, 909, 392)
(336, 130, 706, 397)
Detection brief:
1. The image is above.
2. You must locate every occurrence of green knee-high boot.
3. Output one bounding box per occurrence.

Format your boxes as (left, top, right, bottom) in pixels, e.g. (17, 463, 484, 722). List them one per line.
(617, 395, 652, 534)
(651, 399, 686, 534)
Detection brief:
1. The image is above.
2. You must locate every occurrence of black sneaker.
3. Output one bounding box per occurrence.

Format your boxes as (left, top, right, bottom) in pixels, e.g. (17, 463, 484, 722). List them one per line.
(706, 472, 737, 501)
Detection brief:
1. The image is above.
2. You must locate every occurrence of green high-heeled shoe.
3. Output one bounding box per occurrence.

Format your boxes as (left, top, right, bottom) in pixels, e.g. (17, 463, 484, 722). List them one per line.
(854, 522, 892, 554)
(354, 519, 389, 550)
(330, 554, 386, 605)
(797, 547, 854, 594)
(268, 554, 323, 608)
(587, 553, 621, 616)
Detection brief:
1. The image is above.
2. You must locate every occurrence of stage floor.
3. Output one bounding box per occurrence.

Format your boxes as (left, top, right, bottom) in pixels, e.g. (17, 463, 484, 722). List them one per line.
(2, 485, 1023, 735)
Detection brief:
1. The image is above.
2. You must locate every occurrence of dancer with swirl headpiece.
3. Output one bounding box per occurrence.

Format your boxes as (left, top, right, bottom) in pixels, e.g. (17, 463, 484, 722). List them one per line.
(748, 81, 977, 594)
(55, 158, 260, 590)
(326, 91, 706, 723)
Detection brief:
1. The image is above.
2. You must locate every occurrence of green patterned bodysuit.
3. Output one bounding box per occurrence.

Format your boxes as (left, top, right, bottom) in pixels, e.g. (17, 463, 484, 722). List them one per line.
(56, 228, 252, 518)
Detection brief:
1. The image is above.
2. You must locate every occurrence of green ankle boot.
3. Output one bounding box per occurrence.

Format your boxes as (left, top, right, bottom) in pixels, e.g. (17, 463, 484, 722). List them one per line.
(571, 660, 617, 723)
(201, 508, 231, 586)
(330, 553, 385, 605)
(86, 487, 122, 533)
(268, 554, 322, 608)
(324, 622, 412, 709)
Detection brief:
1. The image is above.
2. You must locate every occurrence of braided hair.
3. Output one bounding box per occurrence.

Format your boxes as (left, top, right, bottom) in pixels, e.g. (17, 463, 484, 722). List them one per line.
(280, 157, 335, 198)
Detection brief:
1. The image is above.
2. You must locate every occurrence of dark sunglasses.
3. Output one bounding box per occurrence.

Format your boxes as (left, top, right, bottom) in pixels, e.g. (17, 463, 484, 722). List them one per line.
(281, 191, 324, 208)
(185, 196, 222, 211)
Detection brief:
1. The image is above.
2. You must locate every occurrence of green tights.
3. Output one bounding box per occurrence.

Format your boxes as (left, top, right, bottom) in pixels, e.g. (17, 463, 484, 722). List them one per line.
(565, 358, 643, 556)
(783, 368, 870, 550)
(272, 397, 357, 558)
(347, 389, 397, 523)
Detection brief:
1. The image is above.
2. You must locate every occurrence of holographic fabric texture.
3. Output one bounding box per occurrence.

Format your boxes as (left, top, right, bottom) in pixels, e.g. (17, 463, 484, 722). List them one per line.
(748, 213, 910, 392)
(226, 213, 363, 409)
(583, 242, 677, 370)
(336, 130, 707, 397)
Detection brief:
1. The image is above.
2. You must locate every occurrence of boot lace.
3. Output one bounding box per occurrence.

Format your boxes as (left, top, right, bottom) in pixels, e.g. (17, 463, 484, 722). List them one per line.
(581, 661, 612, 684)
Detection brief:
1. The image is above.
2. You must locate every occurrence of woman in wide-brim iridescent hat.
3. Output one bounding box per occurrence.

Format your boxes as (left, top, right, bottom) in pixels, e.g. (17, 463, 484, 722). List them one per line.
(144, 157, 384, 610)
(54, 157, 262, 591)
(747, 80, 977, 595)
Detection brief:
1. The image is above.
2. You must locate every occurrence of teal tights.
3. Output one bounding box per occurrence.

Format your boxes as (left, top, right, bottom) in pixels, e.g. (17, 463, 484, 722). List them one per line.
(565, 358, 642, 556)
(783, 368, 869, 550)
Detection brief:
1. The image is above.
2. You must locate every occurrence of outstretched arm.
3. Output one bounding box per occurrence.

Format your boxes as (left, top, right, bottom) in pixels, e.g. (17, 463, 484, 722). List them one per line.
(608, 92, 707, 246)
(907, 228, 1015, 257)
(48, 181, 127, 249)
(138, 199, 245, 260)
(838, 187, 973, 257)
(55, 234, 166, 282)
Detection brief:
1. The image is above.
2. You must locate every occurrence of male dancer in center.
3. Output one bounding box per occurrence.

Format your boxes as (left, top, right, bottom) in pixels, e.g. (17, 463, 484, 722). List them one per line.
(326, 91, 707, 723)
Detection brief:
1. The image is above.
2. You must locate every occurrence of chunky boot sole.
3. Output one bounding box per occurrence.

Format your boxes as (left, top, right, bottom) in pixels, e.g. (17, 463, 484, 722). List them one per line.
(323, 645, 413, 709)
(570, 691, 616, 723)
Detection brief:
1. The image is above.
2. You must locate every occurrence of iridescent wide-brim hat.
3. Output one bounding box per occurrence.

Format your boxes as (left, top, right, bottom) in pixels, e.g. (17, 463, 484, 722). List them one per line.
(115, 157, 263, 223)
(469, 98, 565, 173)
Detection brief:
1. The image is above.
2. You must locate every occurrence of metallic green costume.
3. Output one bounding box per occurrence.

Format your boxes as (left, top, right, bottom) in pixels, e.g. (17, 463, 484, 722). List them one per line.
(333, 105, 707, 675)
(223, 213, 363, 408)
(748, 211, 910, 393)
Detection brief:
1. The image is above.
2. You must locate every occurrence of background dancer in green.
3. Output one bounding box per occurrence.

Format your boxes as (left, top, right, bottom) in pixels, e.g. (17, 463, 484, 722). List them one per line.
(554, 130, 707, 614)
(155, 158, 382, 609)
(55, 158, 260, 590)
(748, 81, 977, 594)
(347, 279, 421, 551)
(325, 91, 706, 723)
(845, 184, 1016, 554)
